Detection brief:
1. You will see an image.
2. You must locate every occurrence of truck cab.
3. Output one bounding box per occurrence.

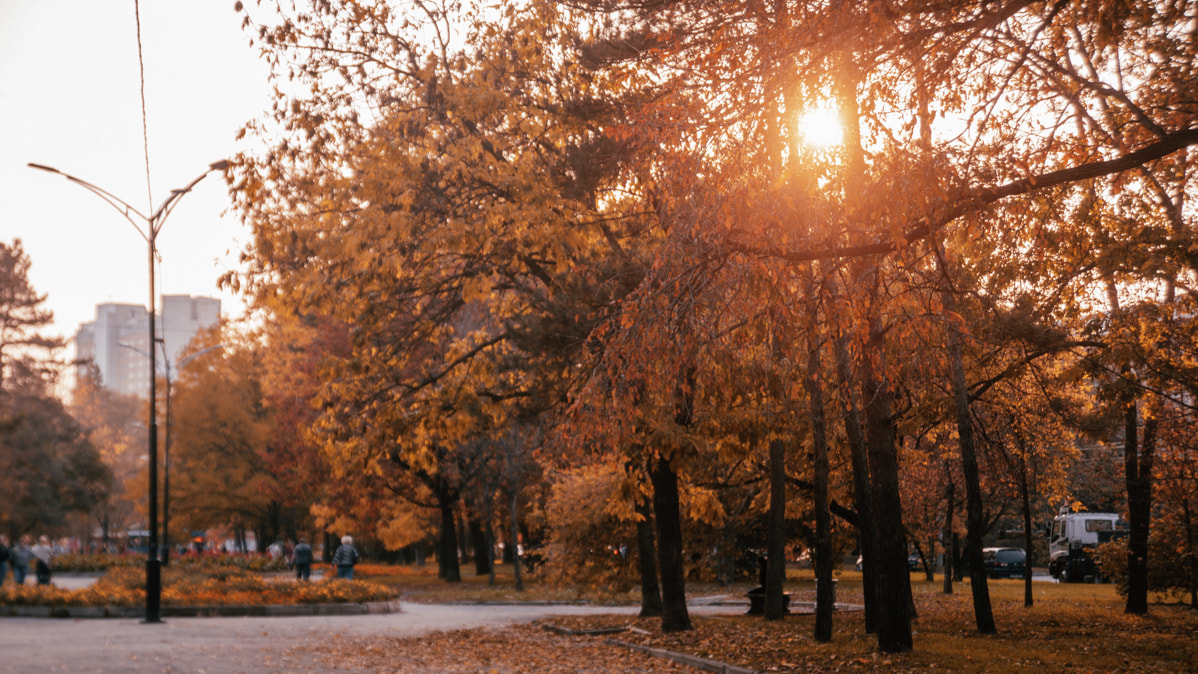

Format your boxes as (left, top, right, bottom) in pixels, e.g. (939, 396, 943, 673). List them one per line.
(1047, 511, 1125, 583)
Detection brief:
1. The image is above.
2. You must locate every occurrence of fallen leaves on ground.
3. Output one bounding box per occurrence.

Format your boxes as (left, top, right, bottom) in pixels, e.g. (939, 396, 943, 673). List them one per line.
(292, 624, 694, 673)
(291, 583, 1198, 673)
(546, 590, 1198, 672)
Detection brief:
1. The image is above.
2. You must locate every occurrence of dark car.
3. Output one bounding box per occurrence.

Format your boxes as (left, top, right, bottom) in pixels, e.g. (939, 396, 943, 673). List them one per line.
(983, 547, 1026, 579)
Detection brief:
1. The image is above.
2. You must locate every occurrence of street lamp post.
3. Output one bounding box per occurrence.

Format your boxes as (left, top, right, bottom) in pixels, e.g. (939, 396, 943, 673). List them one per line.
(29, 160, 228, 623)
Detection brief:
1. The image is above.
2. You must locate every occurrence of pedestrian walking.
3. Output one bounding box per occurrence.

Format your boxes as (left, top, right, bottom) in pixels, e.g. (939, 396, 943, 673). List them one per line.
(31, 535, 53, 585)
(0, 534, 10, 586)
(331, 535, 360, 579)
(10, 535, 33, 585)
(292, 538, 313, 581)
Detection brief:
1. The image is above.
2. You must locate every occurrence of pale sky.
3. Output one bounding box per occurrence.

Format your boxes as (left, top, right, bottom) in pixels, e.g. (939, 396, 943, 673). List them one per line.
(0, 0, 273, 349)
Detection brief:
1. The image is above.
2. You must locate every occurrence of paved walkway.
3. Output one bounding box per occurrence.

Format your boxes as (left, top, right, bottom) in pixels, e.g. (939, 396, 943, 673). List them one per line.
(3, 572, 101, 590)
(1, 602, 681, 673)
(0, 579, 750, 673)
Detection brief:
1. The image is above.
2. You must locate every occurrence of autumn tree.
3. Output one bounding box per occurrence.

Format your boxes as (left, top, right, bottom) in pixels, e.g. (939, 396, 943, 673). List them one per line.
(0, 239, 61, 394)
(0, 239, 109, 538)
(231, 0, 649, 580)
(70, 364, 144, 546)
(169, 327, 310, 548)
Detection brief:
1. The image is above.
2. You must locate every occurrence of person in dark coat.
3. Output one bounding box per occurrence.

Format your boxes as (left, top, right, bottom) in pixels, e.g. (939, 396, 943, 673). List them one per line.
(10, 535, 33, 585)
(292, 538, 314, 581)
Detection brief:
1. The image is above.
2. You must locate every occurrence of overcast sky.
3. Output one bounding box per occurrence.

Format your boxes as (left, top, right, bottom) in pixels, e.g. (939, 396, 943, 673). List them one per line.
(0, 0, 273, 347)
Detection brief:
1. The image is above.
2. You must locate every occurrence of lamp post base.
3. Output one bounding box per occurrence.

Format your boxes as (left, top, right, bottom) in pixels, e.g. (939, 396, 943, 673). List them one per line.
(143, 558, 163, 624)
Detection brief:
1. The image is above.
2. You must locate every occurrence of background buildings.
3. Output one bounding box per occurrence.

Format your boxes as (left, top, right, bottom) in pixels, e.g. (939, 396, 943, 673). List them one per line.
(74, 295, 220, 397)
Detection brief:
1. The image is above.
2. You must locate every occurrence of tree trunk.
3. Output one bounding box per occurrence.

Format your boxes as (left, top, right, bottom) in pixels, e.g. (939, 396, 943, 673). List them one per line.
(438, 488, 462, 583)
(1181, 493, 1197, 609)
(323, 531, 336, 563)
(943, 287, 996, 633)
(1125, 401, 1155, 615)
(834, 48, 907, 650)
(484, 488, 496, 585)
(1018, 451, 1034, 607)
(953, 533, 964, 581)
(831, 279, 879, 633)
(635, 496, 664, 617)
(943, 469, 955, 594)
(470, 515, 490, 576)
(832, 56, 883, 635)
(510, 486, 523, 592)
(765, 438, 788, 621)
(651, 454, 692, 632)
(457, 512, 470, 565)
(861, 299, 914, 652)
(802, 301, 834, 640)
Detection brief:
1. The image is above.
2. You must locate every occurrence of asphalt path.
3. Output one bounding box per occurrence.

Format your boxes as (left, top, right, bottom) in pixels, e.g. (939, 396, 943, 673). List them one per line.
(1, 602, 684, 673)
(1, 573, 748, 674)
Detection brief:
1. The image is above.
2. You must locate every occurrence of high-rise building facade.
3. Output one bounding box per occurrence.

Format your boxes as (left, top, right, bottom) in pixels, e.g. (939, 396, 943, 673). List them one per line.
(75, 295, 221, 397)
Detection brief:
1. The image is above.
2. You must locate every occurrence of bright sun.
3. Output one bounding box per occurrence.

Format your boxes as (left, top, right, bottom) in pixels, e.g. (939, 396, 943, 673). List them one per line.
(798, 107, 843, 148)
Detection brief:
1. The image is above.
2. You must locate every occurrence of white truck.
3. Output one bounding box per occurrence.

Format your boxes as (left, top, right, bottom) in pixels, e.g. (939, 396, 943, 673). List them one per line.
(1047, 510, 1125, 583)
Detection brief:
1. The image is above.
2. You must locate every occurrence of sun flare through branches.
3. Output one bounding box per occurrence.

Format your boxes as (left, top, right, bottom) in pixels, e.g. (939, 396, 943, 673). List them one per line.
(798, 106, 843, 148)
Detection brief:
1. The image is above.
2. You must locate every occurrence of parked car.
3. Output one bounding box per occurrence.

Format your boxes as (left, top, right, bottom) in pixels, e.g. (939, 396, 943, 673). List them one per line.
(855, 553, 923, 572)
(983, 547, 1026, 579)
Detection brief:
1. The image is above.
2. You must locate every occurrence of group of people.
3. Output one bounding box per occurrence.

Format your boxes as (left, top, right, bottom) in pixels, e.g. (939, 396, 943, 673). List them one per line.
(0, 532, 362, 586)
(290, 535, 360, 581)
(0, 534, 56, 586)
(263, 535, 359, 581)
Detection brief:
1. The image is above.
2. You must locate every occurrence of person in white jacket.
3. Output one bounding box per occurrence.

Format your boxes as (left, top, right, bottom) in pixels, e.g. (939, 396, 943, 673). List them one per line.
(31, 535, 53, 585)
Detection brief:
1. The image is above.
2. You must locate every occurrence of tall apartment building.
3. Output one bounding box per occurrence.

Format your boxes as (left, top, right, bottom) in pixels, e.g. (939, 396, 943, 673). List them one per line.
(75, 295, 221, 397)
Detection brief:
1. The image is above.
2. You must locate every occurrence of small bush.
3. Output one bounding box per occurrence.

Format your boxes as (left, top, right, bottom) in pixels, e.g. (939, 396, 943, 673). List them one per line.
(1098, 532, 1198, 601)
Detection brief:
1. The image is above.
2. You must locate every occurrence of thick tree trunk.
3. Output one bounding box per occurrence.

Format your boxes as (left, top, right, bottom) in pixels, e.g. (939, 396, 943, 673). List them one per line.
(802, 303, 834, 641)
(943, 469, 955, 595)
(831, 281, 879, 633)
(861, 305, 914, 652)
(1125, 401, 1155, 615)
(438, 488, 462, 583)
(635, 497, 663, 617)
(833, 55, 887, 637)
(651, 455, 692, 632)
(943, 289, 996, 633)
(765, 438, 788, 621)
